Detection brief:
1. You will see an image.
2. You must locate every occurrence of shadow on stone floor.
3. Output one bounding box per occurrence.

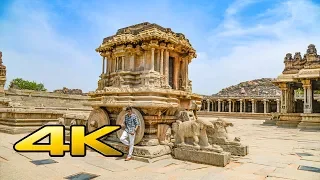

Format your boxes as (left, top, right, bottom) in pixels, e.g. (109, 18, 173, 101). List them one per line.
(299, 129, 320, 132)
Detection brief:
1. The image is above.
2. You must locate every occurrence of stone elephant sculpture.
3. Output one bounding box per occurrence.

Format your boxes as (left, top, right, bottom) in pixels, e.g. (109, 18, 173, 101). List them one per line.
(175, 120, 201, 147)
(175, 118, 214, 148)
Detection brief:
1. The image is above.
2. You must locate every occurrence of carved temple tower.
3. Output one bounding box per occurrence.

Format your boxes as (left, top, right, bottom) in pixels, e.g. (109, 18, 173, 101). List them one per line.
(0, 51, 6, 96)
(273, 44, 320, 129)
(86, 22, 202, 147)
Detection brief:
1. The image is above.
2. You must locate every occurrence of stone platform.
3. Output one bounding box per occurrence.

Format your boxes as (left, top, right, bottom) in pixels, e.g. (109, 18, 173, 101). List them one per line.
(276, 113, 302, 128)
(219, 144, 249, 156)
(263, 113, 320, 130)
(173, 147, 231, 167)
(298, 113, 320, 130)
(0, 107, 92, 134)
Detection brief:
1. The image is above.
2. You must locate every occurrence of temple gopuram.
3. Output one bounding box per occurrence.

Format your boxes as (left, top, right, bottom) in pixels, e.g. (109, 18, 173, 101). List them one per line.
(272, 44, 320, 129)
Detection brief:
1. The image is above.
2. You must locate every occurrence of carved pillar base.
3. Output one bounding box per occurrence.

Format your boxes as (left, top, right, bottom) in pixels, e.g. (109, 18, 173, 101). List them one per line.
(138, 134, 159, 146)
(138, 124, 159, 146)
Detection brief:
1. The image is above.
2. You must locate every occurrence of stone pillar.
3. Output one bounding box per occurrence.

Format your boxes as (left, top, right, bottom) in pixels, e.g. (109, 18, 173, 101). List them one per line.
(151, 48, 155, 71)
(173, 58, 179, 90)
(276, 99, 280, 113)
(302, 80, 313, 113)
(240, 99, 243, 113)
(157, 49, 160, 72)
(263, 99, 267, 114)
(130, 54, 134, 71)
(160, 49, 164, 75)
(218, 99, 221, 112)
(107, 58, 111, 73)
(222, 101, 225, 112)
(280, 83, 295, 113)
(165, 49, 169, 86)
(143, 51, 146, 70)
(113, 58, 116, 72)
(232, 101, 235, 112)
(243, 100, 246, 112)
(102, 56, 105, 74)
(280, 88, 286, 113)
(185, 59, 189, 88)
(121, 56, 125, 71)
(228, 100, 232, 113)
(207, 100, 210, 112)
(251, 99, 255, 113)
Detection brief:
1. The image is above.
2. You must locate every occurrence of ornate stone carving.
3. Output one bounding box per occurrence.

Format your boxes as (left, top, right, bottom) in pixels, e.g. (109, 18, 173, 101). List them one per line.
(157, 124, 172, 145)
(87, 108, 110, 133)
(175, 120, 201, 147)
(284, 53, 293, 62)
(102, 96, 116, 103)
(111, 75, 125, 87)
(294, 52, 302, 61)
(307, 44, 317, 55)
(205, 118, 248, 156)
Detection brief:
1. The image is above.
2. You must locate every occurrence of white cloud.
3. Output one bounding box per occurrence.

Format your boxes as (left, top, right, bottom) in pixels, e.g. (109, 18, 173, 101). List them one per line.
(0, 0, 101, 91)
(190, 0, 320, 95)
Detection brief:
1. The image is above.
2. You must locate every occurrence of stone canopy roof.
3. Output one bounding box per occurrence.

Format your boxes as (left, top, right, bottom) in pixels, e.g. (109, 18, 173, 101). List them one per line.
(274, 44, 320, 83)
(96, 22, 196, 57)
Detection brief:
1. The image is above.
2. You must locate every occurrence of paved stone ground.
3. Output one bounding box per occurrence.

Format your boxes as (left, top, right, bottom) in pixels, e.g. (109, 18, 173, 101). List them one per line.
(1, 118, 320, 180)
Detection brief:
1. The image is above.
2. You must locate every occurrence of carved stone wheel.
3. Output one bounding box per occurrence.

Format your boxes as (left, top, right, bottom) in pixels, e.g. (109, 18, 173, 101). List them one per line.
(116, 108, 145, 145)
(87, 108, 110, 133)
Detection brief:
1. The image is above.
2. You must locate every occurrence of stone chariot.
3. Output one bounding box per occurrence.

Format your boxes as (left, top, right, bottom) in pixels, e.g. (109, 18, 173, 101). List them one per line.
(83, 22, 202, 155)
(63, 22, 248, 166)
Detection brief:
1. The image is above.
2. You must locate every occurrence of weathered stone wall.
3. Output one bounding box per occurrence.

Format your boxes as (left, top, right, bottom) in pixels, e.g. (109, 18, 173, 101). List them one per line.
(4, 89, 89, 108)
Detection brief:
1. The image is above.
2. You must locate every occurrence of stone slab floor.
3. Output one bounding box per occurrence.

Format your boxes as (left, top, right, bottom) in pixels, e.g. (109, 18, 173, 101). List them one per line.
(1, 118, 320, 180)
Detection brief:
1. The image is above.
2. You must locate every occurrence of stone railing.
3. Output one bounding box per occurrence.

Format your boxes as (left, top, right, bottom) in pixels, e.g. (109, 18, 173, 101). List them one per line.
(204, 95, 280, 100)
(295, 93, 320, 100)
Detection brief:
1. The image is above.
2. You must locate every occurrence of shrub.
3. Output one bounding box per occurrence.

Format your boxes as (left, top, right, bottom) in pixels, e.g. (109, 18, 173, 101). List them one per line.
(9, 78, 47, 91)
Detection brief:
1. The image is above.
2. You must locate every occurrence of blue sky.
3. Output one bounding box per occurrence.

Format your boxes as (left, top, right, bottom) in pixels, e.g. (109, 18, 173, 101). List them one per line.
(0, 0, 319, 95)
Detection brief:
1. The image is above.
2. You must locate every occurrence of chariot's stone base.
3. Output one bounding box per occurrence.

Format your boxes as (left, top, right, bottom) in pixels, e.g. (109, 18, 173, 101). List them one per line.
(219, 144, 249, 156)
(105, 141, 171, 159)
(173, 147, 231, 167)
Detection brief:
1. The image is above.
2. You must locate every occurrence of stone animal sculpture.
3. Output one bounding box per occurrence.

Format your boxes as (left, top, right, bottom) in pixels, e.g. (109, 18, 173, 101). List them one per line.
(175, 120, 201, 147)
(207, 118, 240, 145)
(175, 118, 215, 148)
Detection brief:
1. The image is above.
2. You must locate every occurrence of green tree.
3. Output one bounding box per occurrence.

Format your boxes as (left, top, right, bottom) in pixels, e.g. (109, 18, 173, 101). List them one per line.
(9, 78, 47, 91)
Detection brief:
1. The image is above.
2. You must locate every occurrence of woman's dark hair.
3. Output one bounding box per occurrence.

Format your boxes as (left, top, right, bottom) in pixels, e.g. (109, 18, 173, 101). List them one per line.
(125, 106, 132, 111)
